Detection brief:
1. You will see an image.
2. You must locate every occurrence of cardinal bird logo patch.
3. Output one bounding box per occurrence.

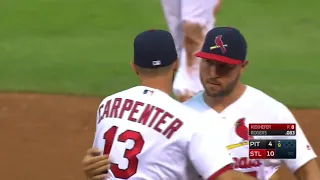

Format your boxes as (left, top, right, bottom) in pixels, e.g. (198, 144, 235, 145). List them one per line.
(210, 35, 228, 54)
(226, 118, 253, 150)
(235, 118, 253, 141)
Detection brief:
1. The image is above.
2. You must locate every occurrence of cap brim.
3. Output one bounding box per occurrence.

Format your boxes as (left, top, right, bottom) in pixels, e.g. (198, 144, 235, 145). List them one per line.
(195, 52, 243, 65)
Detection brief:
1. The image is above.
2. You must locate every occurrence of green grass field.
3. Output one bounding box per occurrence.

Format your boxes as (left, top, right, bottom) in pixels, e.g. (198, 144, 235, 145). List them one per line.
(0, 0, 319, 108)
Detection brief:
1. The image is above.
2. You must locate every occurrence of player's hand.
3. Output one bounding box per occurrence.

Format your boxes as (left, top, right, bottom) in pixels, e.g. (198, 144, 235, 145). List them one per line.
(82, 148, 111, 180)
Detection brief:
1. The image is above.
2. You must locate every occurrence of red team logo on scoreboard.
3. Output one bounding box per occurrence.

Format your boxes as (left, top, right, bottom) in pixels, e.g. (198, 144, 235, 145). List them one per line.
(248, 123, 297, 159)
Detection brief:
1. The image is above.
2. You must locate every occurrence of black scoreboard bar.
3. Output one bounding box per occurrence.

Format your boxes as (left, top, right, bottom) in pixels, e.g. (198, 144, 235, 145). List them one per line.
(249, 130, 296, 136)
(249, 139, 296, 159)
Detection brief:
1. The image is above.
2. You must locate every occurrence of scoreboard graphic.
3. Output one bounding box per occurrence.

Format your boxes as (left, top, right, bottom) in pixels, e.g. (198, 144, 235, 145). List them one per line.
(249, 123, 296, 136)
(248, 123, 296, 159)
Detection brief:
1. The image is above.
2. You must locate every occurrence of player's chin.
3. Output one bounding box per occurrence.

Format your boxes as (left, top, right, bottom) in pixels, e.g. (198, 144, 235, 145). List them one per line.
(204, 88, 221, 97)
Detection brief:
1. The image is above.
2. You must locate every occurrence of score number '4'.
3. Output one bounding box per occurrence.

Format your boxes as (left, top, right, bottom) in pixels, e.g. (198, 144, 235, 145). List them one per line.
(103, 126, 145, 179)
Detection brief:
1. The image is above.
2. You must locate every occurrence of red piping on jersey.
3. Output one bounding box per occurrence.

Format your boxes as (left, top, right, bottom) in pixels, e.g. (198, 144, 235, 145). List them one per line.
(207, 164, 233, 180)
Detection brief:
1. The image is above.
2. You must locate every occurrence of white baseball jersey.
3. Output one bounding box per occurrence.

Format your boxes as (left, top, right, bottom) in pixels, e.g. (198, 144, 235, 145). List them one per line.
(184, 85, 317, 180)
(160, 0, 221, 96)
(93, 86, 233, 180)
(160, 0, 219, 58)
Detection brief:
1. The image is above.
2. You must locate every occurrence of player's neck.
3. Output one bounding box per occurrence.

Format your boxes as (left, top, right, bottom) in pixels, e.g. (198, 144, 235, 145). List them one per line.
(204, 83, 246, 113)
(140, 78, 173, 95)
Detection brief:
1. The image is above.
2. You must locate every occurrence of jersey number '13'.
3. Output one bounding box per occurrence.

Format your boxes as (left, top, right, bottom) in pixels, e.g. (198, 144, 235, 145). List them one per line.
(103, 126, 145, 179)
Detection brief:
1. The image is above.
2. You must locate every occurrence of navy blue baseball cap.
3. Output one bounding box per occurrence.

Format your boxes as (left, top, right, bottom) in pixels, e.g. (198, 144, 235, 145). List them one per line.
(134, 29, 177, 68)
(195, 27, 247, 65)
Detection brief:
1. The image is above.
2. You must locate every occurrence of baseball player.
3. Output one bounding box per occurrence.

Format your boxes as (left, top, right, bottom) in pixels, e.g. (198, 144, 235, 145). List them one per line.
(84, 29, 256, 180)
(185, 26, 320, 179)
(160, 0, 222, 102)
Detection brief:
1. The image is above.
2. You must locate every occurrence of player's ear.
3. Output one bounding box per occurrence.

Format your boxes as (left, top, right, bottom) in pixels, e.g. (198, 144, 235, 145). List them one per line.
(242, 60, 248, 67)
(131, 62, 139, 75)
(239, 60, 248, 74)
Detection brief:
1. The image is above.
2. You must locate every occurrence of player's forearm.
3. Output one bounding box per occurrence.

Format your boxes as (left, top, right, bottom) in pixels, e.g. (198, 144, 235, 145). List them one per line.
(214, 169, 257, 180)
(296, 171, 320, 180)
(213, 0, 222, 17)
(294, 159, 320, 180)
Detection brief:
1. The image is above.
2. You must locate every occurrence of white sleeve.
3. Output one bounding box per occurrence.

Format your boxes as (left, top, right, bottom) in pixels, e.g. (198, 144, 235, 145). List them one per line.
(92, 109, 100, 148)
(277, 105, 317, 172)
(188, 115, 234, 179)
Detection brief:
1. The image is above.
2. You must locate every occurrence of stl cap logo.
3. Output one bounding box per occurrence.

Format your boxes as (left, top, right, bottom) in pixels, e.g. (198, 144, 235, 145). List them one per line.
(210, 35, 228, 54)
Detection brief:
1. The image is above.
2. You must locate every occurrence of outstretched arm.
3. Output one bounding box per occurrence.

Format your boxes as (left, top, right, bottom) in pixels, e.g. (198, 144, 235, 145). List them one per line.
(294, 159, 320, 180)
